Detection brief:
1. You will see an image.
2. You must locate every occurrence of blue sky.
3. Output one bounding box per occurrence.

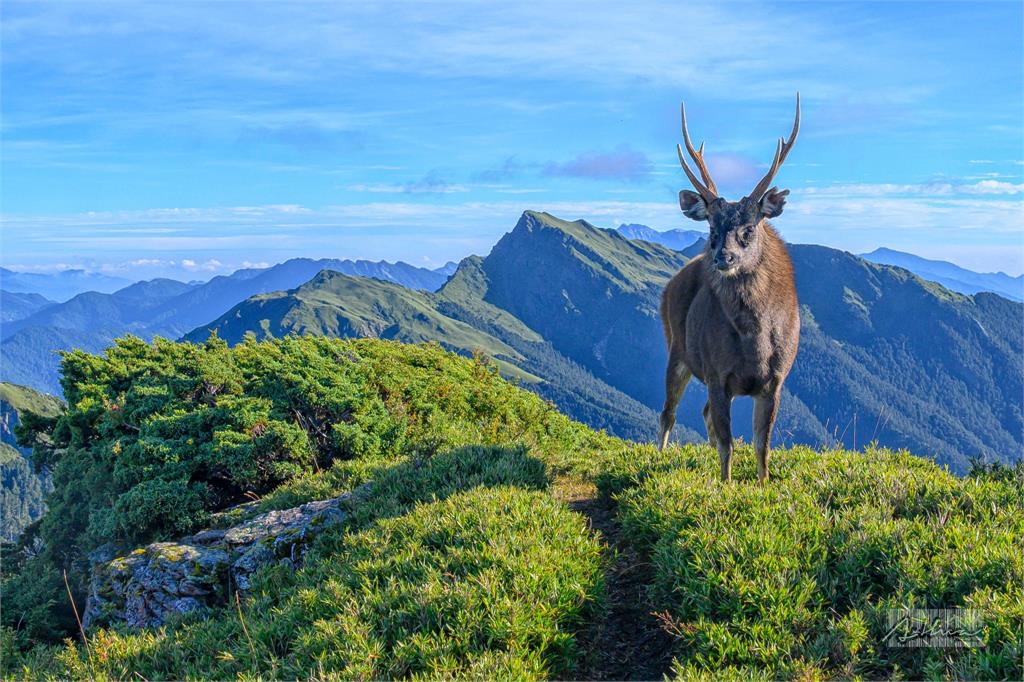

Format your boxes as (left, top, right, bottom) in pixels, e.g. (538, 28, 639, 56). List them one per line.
(2, 1, 1022, 279)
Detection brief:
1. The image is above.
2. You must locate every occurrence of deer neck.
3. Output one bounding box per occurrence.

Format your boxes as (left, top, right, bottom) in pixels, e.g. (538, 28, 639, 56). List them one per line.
(708, 228, 788, 335)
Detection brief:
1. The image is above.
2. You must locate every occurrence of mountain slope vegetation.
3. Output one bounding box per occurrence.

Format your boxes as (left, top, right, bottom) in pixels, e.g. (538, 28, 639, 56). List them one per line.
(1, 258, 451, 396)
(0, 382, 63, 540)
(188, 220, 684, 443)
(187, 211, 1023, 471)
(3, 337, 1021, 680)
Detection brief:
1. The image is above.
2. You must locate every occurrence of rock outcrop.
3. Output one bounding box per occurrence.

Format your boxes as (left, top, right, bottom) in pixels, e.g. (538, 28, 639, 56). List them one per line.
(82, 486, 369, 630)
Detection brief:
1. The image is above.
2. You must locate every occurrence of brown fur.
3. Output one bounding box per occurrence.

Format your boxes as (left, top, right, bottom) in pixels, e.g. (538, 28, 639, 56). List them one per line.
(658, 220, 800, 482)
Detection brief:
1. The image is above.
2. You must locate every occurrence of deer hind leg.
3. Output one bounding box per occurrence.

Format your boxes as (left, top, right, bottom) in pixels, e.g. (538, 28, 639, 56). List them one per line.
(707, 384, 733, 482)
(658, 346, 692, 450)
(753, 388, 781, 483)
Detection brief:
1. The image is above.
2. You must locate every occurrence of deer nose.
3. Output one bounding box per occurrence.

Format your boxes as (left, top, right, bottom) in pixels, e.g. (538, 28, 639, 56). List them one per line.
(715, 252, 736, 269)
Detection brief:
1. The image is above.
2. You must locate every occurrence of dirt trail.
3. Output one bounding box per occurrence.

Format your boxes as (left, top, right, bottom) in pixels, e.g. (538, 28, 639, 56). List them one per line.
(554, 479, 675, 681)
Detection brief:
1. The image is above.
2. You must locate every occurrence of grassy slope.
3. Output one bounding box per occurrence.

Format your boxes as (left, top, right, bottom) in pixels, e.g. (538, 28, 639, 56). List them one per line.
(184, 270, 539, 385)
(0, 382, 61, 541)
(5, 338, 1021, 681)
(0, 382, 63, 418)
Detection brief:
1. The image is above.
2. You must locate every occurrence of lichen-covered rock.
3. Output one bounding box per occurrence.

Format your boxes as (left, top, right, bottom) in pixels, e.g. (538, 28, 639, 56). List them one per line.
(82, 486, 368, 630)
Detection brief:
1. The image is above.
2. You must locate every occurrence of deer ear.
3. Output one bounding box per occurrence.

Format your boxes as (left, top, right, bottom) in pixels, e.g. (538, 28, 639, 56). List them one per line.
(679, 190, 709, 221)
(759, 187, 790, 218)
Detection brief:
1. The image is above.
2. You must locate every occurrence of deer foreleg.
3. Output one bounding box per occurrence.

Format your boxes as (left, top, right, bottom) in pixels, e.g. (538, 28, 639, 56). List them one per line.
(658, 346, 691, 450)
(707, 384, 733, 482)
(753, 388, 781, 483)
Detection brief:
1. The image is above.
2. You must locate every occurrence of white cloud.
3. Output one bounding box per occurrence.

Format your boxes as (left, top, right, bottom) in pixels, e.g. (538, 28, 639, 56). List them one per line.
(180, 258, 224, 271)
(4, 188, 1023, 277)
(803, 180, 1024, 198)
(967, 180, 1024, 195)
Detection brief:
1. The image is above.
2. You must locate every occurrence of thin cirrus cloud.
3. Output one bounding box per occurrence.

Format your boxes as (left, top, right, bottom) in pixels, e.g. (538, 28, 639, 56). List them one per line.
(803, 180, 1024, 197)
(543, 147, 653, 182)
(474, 156, 525, 182)
(347, 172, 468, 194)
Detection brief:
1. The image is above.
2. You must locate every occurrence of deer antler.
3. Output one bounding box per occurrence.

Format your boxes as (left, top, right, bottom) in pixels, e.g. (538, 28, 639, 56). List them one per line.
(748, 93, 801, 202)
(677, 103, 719, 203)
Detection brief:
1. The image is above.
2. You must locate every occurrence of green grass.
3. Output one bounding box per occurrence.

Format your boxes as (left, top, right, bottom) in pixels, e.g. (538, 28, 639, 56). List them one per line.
(614, 444, 1024, 680)
(6, 448, 604, 680)
(186, 270, 529, 369)
(0, 381, 63, 417)
(514, 211, 685, 293)
(3, 337, 1021, 680)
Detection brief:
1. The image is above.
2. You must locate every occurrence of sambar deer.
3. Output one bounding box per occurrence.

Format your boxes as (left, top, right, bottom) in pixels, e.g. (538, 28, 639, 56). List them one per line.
(658, 94, 801, 483)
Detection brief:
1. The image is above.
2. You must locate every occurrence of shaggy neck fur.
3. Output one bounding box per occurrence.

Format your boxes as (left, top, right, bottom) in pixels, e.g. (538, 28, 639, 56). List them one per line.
(706, 224, 793, 335)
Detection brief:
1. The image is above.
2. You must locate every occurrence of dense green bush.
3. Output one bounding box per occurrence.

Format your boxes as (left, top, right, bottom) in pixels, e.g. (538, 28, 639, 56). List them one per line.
(616, 444, 1024, 679)
(3, 334, 603, 647)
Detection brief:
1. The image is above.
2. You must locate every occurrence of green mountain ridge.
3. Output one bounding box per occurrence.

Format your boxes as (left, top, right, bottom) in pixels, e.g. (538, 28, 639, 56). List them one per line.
(185, 210, 1024, 472)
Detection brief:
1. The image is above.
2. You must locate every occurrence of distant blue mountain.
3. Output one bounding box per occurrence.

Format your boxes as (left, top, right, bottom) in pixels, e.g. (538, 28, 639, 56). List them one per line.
(0, 267, 134, 302)
(861, 248, 1023, 302)
(2, 278, 199, 340)
(616, 224, 704, 251)
(0, 290, 55, 323)
(1, 258, 451, 395)
(617, 227, 1024, 303)
(433, 261, 460, 278)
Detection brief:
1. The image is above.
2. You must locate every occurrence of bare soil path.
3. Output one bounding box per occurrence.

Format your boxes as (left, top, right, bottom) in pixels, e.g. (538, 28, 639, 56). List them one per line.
(554, 479, 675, 681)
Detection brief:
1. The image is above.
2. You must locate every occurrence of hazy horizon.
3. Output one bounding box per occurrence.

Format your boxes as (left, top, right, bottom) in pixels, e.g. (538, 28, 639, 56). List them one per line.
(2, 218, 1022, 285)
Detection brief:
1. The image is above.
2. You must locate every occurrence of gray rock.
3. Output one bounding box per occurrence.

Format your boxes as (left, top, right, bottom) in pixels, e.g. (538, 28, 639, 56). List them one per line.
(82, 485, 369, 631)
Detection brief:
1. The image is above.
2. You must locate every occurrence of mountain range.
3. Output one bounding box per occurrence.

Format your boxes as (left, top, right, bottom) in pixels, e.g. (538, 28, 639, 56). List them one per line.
(0, 258, 453, 395)
(861, 247, 1023, 301)
(615, 223, 703, 251)
(3, 216, 1021, 470)
(1, 290, 55, 323)
(620, 228, 1024, 302)
(0, 267, 134, 302)
(185, 211, 1023, 472)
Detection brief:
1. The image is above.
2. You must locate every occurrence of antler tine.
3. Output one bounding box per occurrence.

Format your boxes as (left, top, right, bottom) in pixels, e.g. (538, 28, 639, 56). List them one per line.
(748, 92, 801, 202)
(677, 144, 714, 203)
(680, 103, 719, 200)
